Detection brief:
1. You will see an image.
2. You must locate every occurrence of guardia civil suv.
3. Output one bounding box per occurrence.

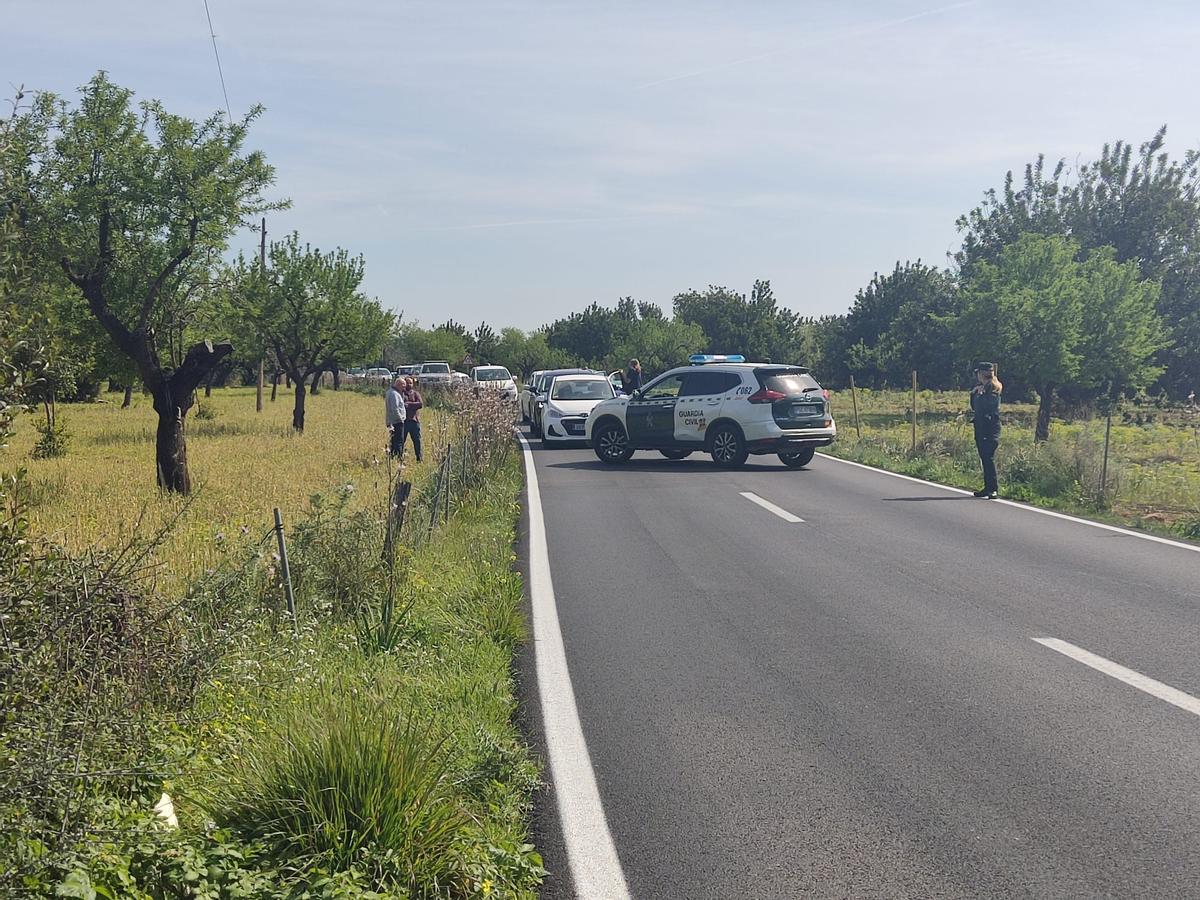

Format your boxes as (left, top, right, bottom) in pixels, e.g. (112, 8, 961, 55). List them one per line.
(584, 355, 835, 468)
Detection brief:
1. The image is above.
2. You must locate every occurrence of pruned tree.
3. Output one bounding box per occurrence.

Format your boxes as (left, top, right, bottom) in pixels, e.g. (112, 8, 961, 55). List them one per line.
(234, 232, 378, 431)
(12, 73, 282, 491)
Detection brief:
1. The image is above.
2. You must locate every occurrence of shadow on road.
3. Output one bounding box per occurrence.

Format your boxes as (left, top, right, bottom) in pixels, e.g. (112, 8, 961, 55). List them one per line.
(881, 495, 972, 502)
(545, 457, 807, 474)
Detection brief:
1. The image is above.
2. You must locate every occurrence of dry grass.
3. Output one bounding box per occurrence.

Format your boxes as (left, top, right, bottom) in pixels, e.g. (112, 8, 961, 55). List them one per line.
(4, 387, 445, 593)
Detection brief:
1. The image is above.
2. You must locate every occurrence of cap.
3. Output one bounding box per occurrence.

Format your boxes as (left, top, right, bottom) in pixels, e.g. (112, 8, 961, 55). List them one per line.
(973, 361, 995, 373)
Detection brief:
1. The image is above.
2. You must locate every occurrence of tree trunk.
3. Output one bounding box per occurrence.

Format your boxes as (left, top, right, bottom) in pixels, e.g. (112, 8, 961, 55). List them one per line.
(271, 370, 278, 402)
(204, 371, 214, 397)
(122, 384, 133, 408)
(1035, 383, 1055, 442)
(310, 366, 321, 396)
(292, 379, 307, 432)
(285, 374, 291, 388)
(153, 392, 191, 493)
(332, 367, 341, 391)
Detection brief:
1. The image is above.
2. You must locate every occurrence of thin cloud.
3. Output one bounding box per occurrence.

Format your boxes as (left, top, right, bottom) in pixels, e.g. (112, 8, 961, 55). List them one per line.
(416, 213, 655, 232)
(634, 0, 980, 90)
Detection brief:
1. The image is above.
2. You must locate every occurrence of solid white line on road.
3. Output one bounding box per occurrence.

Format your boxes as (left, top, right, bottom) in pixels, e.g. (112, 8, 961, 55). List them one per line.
(818, 453, 1200, 555)
(739, 491, 804, 523)
(1033, 637, 1200, 718)
(516, 433, 631, 900)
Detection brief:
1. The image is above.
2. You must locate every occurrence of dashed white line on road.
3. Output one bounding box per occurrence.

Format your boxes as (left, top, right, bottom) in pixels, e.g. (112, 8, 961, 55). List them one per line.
(517, 432, 631, 900)
(1033, 637, 1200, 718)
(739, 491, 804, 523)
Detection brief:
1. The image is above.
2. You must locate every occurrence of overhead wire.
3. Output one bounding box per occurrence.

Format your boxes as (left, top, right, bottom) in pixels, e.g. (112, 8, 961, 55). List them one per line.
(201, 0, 233, 123)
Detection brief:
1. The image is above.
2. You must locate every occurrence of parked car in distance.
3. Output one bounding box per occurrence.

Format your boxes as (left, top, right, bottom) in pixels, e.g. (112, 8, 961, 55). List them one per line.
(470, 365, 518, 401)
(539, 374, 615, 444)
(418, 361, 453, 388)
(452, 370, 470, 384)
(520, 370, 545, 423)
(395, 365, 420, 379)
(365, 367, 393, 384)
(529, 367, 599, 438)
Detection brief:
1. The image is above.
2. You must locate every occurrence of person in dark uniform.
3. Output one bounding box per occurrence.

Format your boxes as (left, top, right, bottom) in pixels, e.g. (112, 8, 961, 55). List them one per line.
(625, 359, 643, 394)
(969, 362, 1002, 498)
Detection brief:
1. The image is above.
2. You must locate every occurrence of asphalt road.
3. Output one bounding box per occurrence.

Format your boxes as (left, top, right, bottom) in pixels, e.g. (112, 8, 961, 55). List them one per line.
(522, 431, 1200, 899)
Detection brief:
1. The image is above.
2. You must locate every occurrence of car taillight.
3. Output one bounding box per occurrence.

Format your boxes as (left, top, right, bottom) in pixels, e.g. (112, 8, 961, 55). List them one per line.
(748, 388, 786, 404)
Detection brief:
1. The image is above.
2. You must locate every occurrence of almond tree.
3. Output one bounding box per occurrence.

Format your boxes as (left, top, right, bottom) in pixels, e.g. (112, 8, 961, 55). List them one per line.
(13, 73, 282, 492)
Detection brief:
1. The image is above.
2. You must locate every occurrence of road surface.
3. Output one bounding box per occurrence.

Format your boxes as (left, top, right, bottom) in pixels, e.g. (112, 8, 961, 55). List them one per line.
(519, 432, 1200, 899)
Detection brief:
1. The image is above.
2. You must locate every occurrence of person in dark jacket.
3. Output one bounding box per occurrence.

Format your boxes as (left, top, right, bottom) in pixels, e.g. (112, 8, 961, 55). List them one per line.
(625, 359, 642, 394)
(401, 376, 423, 462)
(969, 362, 1002, 498)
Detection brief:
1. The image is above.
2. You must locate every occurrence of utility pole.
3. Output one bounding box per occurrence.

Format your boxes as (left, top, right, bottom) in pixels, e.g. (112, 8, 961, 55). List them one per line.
(256, 217, 266, 413)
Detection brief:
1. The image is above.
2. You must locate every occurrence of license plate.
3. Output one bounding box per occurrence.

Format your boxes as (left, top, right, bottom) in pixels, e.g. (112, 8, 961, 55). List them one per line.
(791, 403, 822, 415)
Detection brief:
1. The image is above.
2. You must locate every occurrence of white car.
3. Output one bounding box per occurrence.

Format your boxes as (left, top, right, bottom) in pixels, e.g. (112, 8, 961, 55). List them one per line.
(539, 374, 615, 444)
(365, 367, 393, 385)
(519, 370, 545, 423)
(418, 361, 453, 388)
(584, 355, 836, 468)
(470, 365, 518, 401)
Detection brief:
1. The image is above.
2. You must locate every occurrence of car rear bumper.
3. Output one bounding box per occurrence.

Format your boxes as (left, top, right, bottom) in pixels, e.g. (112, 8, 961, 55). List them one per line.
(747, 427, 836, 454)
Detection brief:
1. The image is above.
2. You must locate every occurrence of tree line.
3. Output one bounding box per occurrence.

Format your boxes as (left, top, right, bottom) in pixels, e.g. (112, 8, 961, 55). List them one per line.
(4, 74, 1198, 491)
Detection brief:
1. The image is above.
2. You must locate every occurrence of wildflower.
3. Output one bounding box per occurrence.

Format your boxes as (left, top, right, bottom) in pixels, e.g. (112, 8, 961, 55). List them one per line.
(481, 880, 493, 895)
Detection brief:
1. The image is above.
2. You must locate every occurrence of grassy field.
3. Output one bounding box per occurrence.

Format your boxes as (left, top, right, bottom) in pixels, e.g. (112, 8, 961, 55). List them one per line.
(6, 386, 453, 592)
(2, 387, 544, 897)
(825, 387, 1200, 538)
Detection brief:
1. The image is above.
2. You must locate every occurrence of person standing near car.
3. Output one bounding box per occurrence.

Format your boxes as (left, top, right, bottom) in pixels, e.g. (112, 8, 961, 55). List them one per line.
(401, 376, 424, 462)
(969, 362, 1002, 498)
(385, 375, 407, 458)
(625, 358, 643, 394)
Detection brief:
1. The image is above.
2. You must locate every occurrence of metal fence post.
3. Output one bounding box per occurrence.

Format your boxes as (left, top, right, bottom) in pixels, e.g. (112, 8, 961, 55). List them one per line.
(849, 375, 862, 441)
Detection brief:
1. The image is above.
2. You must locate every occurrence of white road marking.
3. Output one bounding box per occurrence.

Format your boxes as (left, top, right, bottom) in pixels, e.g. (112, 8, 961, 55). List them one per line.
(739, 491, 804, 523)
(818, 453, 1200, 555)
(516, 433, 631, 900)
(1033, 637, 1200, 718)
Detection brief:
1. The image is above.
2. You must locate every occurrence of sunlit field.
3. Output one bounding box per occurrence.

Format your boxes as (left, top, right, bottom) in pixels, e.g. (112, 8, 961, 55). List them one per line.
(5, 386, 443, 591)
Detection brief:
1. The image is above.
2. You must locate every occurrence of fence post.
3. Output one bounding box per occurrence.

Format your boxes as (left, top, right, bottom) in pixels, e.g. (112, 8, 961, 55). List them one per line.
(910, 370, 918, 452)
(383, 480, 412, 568)
(1100, 407, 1113, 499)
(849, 375, 862, 441)
(272, 507, 299, 636)
(444, 445, 452, 523)
(427, 455, 445, 540)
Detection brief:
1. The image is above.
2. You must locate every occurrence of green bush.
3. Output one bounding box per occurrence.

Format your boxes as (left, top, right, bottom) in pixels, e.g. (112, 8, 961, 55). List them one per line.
(213, 693, 468, 894)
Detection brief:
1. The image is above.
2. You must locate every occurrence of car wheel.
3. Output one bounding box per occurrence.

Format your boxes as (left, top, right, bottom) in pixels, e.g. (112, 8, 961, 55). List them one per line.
(593, 422, 633, 464)
(659, 449, 693, 460)
(709, 424, 748, 468)
(778, 447, 815, 468)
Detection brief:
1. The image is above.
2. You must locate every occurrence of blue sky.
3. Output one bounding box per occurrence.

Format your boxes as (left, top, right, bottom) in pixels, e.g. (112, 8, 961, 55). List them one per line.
(7, 0, 1200, 330)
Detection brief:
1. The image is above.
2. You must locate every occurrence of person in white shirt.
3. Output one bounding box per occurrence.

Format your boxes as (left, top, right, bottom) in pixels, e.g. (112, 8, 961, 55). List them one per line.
(385, 376, 407, 457)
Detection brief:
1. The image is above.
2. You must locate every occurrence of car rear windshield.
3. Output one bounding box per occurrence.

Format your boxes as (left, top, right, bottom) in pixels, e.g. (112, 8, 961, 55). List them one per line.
(474, 367, 510, 381)
(551, 379, 612, 400)
(422, 363, 450, 374)
(757, 368, 821, 395)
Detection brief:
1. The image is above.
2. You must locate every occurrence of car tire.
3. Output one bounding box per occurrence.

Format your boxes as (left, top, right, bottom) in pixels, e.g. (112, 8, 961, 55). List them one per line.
(709, 424, 748, 468)
(778, 447, 815, 468)
(659, 449, 693, 460)
(593, 422, 633, 464)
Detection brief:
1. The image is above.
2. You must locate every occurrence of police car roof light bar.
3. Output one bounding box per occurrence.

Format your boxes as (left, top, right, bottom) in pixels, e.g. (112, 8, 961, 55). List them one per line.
(689, 353, 746, 365)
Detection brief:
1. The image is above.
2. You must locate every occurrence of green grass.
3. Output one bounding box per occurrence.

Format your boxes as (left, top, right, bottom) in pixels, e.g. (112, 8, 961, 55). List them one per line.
(824, 387, 1200, 539)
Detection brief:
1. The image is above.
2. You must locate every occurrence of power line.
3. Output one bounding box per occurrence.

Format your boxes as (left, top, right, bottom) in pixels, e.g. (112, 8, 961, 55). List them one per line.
(201, 0, 233, 124)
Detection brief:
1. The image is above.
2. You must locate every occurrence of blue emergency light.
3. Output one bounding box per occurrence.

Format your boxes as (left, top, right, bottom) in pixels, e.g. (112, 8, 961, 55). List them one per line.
(688, 354, 746, 365)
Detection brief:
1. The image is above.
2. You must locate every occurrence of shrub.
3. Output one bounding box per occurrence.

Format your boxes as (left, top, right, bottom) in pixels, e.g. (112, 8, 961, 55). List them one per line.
(31, 414, 68, 458)
(213, 692, 469, 894)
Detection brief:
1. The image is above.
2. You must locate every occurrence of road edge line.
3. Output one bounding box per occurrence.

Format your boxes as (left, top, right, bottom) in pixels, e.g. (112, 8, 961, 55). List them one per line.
(817, 452, 1200, 555)
(516, 432, 632, 900)
(739, 490, 804, 522)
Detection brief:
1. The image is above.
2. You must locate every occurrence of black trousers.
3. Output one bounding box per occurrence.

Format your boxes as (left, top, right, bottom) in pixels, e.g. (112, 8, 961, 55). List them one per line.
(403, 419, 422, 461)
(976, 437, 998, 492)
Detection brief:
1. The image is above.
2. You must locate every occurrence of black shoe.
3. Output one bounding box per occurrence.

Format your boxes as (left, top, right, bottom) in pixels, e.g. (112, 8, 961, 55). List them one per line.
(973, 489, 989, 498)
(986, 491, 998, 499)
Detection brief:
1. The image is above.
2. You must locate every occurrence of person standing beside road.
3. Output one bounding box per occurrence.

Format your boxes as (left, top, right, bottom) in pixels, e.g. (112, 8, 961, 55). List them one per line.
(625, 358, 643, 394)
(969, 362, 1002, 498)
(385, 375, 407, 458)
(401, 376, 424, 462)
